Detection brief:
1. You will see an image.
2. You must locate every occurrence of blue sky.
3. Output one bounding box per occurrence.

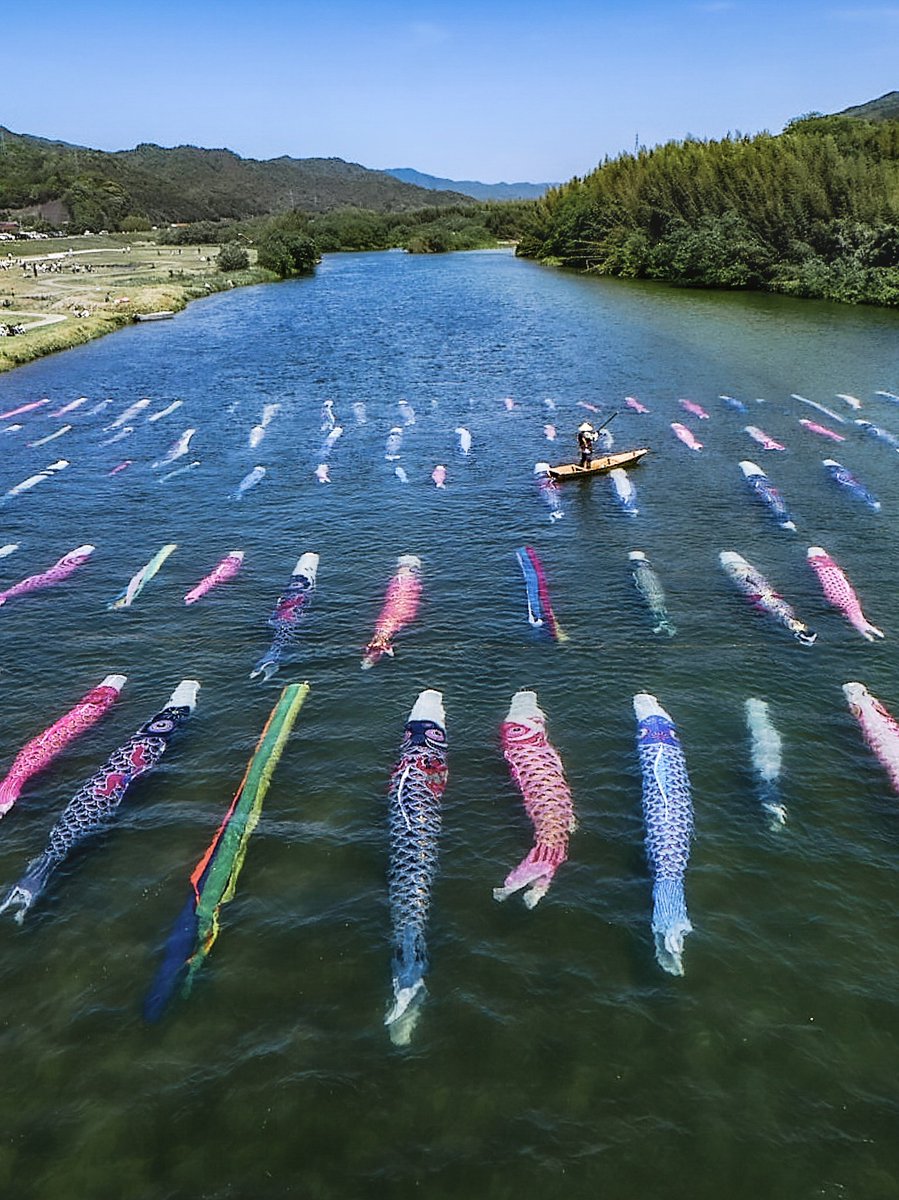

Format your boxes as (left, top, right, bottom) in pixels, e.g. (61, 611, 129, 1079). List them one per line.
(4, 0, 897, 182)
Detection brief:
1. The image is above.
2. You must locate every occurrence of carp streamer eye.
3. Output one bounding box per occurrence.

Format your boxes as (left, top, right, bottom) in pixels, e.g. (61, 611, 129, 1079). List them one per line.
(147, 718, 175, 735)
(426, 727, 446, 744)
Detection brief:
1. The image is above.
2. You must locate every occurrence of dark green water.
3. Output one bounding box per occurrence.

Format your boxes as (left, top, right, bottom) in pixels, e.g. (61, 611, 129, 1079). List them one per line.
(0, 250, 897, 1199)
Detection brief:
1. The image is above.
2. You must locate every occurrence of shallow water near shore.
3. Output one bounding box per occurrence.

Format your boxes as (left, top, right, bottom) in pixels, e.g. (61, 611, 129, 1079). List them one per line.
(0, 249, 898, 1199)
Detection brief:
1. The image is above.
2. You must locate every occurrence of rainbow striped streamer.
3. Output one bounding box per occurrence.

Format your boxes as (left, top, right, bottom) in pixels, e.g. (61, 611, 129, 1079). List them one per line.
(144, 682, 310, 1020)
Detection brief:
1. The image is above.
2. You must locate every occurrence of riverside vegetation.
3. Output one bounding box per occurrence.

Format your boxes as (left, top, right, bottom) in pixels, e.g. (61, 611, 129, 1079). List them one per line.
(517, 114, 899, 307)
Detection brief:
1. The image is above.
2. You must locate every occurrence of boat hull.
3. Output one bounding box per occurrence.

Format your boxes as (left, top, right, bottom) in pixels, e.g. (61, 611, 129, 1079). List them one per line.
(548, 448, 649, 481)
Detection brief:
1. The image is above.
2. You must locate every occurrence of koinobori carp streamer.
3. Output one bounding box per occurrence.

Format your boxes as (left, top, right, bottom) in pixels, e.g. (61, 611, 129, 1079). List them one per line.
(385, 690, 448, 1045)
(744, 698, 787, 828)
(843, 682, 899, 796)
(183, 550, 244, 605)
(822, 459, 881, 511)
(250, 552, 318, 681)
(0, 544, 94, 607)
(515, 545, 567, 641)
(108, 543, 177, 610)
(1, 459, 69, 504)
(807, 547, 884, 642)
(719, 550, 816, 644)
(144, 682, 309, 1021)
(739, 461, 796, 531)
(633, 692, 694, 976)
(0, 681, 199, 922)
(362, 555, 422, 669)
(0, 675, 126, 816)
(629, 550, 676, 637)
(494, 690, 575, 908)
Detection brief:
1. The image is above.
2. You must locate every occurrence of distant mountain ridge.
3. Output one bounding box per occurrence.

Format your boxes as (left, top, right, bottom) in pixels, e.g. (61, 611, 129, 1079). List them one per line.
(836, 91, 899, 122)
(0, 127, 474, 229)
(384, 167, 555, 201)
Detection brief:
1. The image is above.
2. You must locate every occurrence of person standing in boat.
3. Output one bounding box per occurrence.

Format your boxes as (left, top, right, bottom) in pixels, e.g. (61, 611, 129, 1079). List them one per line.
(577, 421, 598, 467)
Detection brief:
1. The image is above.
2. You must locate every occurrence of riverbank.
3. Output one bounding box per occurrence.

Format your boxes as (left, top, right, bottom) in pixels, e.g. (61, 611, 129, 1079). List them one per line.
(0, 234, 274, 373)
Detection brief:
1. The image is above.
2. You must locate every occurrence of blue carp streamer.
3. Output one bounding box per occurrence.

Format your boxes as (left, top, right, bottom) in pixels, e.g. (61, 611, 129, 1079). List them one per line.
(250, 553, 318, 681)
(385, 690, 447, 1046)
(0, 681, 199, 922)
(633, 693, 694, 976)
(822, 458, 881, 511)
(739, 461, 796, 531)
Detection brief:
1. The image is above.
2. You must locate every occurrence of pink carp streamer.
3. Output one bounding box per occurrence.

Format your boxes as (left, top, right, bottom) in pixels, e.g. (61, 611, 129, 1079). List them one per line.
(799, 418, 845, 443)
(0, 544, 94, 607)
(0, 399, 49, 421)
(670, 422, 703, 451)
(0, 675, 126, 815)
(843, 682, 899, 794)
(184, 550, 244, 605)
(494, 691, 576, 907)
(362, 555, 422, 669)
(807, 547, 884, 641)
(626, 396, 650, 413)
(679, 399, 709, 420)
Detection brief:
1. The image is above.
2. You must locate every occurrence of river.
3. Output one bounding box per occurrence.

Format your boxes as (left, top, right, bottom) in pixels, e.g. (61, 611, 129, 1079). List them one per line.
(0, 249, 897, 1199)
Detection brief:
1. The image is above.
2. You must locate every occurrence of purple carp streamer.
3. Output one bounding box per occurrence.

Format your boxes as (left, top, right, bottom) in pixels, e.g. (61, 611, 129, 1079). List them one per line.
(494, 691, 575, 908)
(0, 681, 199, 922)
(843, 682, 899, 796)
(0, 544, 94, 607)
(719, 550, 816, 644)
(0, 675, 126, 815)
(634, 693, 694, 976)
(251, 552, 319, 681)
(385, 690, 447, 1045)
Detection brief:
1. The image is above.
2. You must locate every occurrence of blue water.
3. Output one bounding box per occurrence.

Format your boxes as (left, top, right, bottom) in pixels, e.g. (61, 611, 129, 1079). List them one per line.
(0, 250, 898, 1198)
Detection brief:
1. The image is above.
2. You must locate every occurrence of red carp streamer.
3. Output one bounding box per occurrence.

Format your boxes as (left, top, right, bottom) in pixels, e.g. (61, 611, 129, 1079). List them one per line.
(494, 691, 576, 908)
(362, 555, 422, 669)
(0, 675, 125, 815)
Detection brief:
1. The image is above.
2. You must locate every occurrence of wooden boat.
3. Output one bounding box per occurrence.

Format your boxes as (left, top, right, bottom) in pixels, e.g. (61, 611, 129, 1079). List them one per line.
(134, 310, 175, 322)
(548, 448, 650, 481)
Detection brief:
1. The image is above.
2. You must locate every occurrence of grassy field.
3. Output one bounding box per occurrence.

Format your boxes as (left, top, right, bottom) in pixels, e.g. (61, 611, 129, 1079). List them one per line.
(0, 233, 272, 373)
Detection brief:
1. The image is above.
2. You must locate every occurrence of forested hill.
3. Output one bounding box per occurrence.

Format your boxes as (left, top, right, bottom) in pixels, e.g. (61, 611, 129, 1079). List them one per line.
(0, 127, 473, 231)
(517, 112, 899, 306)
(837, 91, 899, 122)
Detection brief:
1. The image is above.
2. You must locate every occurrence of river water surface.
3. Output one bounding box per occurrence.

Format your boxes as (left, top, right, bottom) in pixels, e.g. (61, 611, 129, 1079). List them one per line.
(0, 250, 897, 1199)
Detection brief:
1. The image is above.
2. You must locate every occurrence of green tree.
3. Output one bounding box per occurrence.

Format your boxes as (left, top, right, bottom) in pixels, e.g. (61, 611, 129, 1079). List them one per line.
(216, 242, 250, 272)
(256, 229, 318, 277)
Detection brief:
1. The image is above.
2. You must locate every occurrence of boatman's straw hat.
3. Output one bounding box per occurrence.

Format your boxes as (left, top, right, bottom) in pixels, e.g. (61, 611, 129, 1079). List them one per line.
(577, 421, 595, 432)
